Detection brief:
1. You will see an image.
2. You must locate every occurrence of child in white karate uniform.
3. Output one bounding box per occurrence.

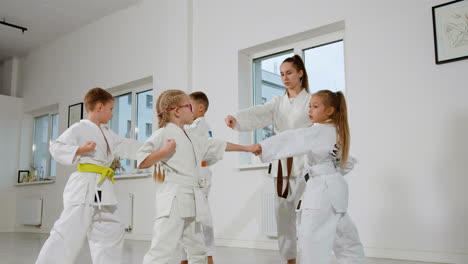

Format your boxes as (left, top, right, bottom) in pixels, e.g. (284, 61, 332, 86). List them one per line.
(180, 91, 216, 264)
(257, 90, 365, 264)
(36, 88, 142, 264)
(137, 90, 260, 264)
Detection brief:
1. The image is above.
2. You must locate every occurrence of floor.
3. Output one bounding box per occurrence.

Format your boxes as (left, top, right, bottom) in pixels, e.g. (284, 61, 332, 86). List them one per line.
(0, 232, 441, 264)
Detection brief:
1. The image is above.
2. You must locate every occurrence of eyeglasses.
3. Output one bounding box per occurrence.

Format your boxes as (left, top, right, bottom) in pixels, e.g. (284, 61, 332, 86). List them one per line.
(159, 104, 192, 115)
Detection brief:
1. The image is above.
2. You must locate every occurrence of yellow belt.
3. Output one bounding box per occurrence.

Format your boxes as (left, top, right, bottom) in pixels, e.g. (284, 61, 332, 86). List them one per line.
(77, 163, 115, 184)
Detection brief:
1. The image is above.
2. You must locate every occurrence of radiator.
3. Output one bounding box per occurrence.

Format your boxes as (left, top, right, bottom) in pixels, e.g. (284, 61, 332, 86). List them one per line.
(19, 198, 43, 227)
(261, 192, 277, 237)
(117, 193, 134, 232)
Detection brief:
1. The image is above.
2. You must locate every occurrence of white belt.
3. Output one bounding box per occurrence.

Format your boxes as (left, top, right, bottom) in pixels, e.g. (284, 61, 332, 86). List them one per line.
(165, 172, 211, 226)
(165, 172, 207, 188)
(303, 161, 337, 179)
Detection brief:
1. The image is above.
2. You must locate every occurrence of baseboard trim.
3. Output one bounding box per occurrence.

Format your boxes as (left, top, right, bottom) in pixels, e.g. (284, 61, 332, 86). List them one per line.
(124, 233, 152, 241)
(215, 238, 279, 251)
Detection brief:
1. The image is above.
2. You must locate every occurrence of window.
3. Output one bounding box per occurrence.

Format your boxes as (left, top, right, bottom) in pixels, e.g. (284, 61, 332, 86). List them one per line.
(252, 50, 293, 144)
(146, 94, 153, 108)
(145, 123, 152, 137)
(303, 40, 345, 94)
(109, 88, 153, 174)
(32, 112, 59, 178)
(251, 33, 345, 143)
(136, 90, 153, 142)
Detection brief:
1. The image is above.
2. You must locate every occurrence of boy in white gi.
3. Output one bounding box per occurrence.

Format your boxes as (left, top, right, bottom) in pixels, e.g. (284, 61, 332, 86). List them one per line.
(180, 91, 215, 264)
(256, 90, 365, 263)
(138, 90, 260, 264)
(35, 88, 143, 264)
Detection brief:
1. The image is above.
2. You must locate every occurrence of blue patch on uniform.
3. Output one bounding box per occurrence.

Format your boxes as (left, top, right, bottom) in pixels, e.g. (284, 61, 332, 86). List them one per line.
(208, 131, 213, 137)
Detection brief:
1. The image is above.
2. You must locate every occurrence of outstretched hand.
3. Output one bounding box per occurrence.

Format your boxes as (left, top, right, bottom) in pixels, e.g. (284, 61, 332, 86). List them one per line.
(246, 144, 262, 156)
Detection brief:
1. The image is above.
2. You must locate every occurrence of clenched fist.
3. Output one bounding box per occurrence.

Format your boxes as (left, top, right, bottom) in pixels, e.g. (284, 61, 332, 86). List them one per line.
(246, 144, 262, 156)
(162, 139, 176, 155)
(224, 115, 237, 129)
(77, 141, 96, 154)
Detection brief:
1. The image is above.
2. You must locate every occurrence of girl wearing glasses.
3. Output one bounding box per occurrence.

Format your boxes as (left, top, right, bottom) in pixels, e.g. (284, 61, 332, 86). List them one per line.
(137, 90, 260, 264)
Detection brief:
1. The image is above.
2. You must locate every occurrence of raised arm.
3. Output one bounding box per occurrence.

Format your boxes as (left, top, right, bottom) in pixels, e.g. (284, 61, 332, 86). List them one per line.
(226, 96, 278, 131)
(259, 125, 334, 163)
(108, 128, 144, 161)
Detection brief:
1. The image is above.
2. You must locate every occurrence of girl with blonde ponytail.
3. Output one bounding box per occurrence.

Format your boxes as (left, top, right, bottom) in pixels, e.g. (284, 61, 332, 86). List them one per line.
(136, 89, 261, 264)
(255, 90, 365, 263)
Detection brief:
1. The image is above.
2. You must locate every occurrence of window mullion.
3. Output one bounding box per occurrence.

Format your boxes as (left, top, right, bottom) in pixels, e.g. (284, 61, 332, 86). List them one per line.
(46, 114, 52, 177)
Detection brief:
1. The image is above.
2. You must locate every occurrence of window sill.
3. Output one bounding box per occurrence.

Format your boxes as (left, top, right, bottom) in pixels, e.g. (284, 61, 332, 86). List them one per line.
(15, 180, 56, 186)
(114, 173, 151, 180)
(238, 163, 269, 171)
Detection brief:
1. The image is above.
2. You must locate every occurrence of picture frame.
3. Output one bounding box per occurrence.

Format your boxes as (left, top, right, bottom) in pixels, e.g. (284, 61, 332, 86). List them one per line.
(432, 0, 468, 64)
(18, 170, 29, 183)
(68, 102, 83, 127)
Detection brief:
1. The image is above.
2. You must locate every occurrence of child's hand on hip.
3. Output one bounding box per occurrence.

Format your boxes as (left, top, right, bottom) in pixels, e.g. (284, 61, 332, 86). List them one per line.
(162, 139, 176, 156)
(77, 141, 96, 154)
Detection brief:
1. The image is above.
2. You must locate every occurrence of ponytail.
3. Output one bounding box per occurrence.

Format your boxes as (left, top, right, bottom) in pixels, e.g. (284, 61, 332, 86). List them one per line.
(334, 91, 349, 168)
(314, 90, 350, 168)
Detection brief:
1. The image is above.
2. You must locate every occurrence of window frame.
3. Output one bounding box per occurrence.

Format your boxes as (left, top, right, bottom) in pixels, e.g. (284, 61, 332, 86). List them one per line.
(31, 110, 59, 178)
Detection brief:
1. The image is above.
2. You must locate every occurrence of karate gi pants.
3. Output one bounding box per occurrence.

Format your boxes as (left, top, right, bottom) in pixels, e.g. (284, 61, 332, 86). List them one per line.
(143, 198, 207, 264)
(298, 190, 364, 264)
(35, 204, 124, 264)
(275, 178, 298, 261)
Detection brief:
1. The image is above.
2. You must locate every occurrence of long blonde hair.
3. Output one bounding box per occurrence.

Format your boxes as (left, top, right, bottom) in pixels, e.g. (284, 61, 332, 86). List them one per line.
(314, 90, 350, 168)
(153, 89, 186, 181)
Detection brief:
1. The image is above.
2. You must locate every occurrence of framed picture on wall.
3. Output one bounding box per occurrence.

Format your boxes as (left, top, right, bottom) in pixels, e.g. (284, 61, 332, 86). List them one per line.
(432, 0, 468, 64)
(68, 102, 83, 127)
(18, 170, 29, 183)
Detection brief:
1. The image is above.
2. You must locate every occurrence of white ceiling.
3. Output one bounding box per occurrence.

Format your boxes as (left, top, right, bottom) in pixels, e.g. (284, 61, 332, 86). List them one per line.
(0, 0, 139, 61)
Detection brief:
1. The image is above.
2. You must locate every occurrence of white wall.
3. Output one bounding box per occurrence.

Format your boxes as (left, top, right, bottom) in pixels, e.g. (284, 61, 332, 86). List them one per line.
(0, 57, 20, 97)
(0, 61, 3, 94)
(1, 60, 12, 96)
(0, 95, 22, 231)
(192, 0, 468, 263)
(9, 0, 468, 263)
